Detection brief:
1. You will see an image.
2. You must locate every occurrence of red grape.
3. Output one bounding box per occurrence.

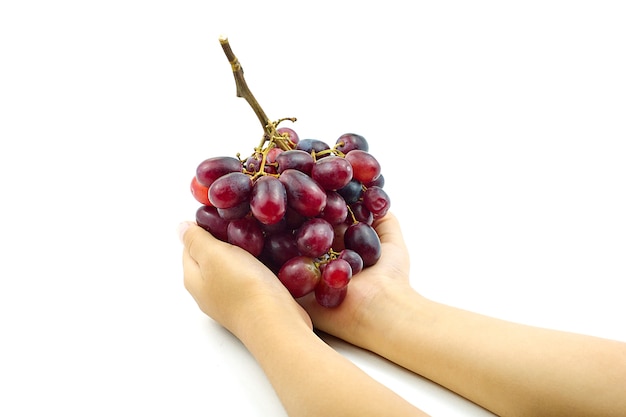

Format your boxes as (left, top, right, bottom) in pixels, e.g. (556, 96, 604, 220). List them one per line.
(345, 150, 381, 184)
(278, 169, 327, 217)
(276, 149, 314, 175)
(335, 133, 369, 153)
(190, 176, 211, 206)
(311, 155, 353, 190)
(344, 222, 381, 267)
(278, 256, 321, 298)
(362, 186, 391, 219)
(196, 156, 242, 187)
(295, 218, 334, 258)
(227, 217, 264, 257)
(208, 172, 253, 209)
(320, 191, 348, 225)
(195, 205, 229, 241)
(250, 176, 287, 225)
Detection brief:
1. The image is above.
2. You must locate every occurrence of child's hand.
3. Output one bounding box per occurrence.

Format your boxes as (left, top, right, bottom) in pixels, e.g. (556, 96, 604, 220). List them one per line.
(180, 222, 312, 339)
(298, 212, 417, 347)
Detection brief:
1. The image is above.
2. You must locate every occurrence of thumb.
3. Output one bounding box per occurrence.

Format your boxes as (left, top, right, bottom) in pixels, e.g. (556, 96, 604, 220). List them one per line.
(178, 221, 217, 265)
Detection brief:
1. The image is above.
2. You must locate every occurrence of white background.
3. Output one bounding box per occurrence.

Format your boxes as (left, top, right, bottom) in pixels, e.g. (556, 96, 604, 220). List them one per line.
(1, 1, 625, 416)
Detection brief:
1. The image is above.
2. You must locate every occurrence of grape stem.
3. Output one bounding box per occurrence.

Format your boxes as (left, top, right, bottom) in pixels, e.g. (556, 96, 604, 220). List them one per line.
(219, 36, 295, 151)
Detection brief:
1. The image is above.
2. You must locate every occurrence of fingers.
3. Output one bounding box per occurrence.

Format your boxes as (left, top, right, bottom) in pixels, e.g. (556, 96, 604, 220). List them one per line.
(372, 212, 407, 249)
(180, 221, 224, 267)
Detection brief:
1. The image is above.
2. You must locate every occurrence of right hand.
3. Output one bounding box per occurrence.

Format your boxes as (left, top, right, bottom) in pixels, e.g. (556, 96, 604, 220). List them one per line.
(298, 212, 417, 346)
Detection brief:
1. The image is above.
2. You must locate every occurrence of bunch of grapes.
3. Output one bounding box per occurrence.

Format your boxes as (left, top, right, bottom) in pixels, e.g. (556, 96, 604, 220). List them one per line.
(188, 37, 390, 308)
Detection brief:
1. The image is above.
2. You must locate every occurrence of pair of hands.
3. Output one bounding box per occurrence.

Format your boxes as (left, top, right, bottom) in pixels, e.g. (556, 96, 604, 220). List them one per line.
(180, 212, 412, 345)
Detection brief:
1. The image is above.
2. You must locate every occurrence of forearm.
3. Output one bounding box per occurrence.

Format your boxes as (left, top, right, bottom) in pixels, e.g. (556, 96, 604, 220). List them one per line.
(360, 286, 626, 417)
(239, 312, 427, 417)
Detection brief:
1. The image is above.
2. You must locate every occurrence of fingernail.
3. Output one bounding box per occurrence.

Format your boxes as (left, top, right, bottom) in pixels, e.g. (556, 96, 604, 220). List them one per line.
(177, 221, 191, 243)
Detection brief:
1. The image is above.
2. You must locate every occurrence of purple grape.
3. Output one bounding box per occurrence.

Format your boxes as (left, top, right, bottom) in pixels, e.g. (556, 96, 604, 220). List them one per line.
(217, 200, 250, 220)
(227, 217, 264, 257)
(195, 205, 229, 241)
(320, 191, 348, 225)
(344, 222, 381, 267)
(337, 179, 363, 205)
(338, 249, 364, 275)
(335, 133, 369, 153)
(296, 138, 330, 155)
(278, 169, 327, 217)
(196, 156, 242, 188)
(350, 201, 373, 225)
(276, 149, 314, 175)
(263, 231, 300, 268)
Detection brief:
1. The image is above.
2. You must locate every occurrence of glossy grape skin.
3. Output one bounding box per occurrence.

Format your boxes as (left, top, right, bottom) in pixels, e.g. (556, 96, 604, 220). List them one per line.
(278, 169, 327, 217)
(320, 191, 348, 225)
(208, 172, 253, 209)
(315, 282, 348, 308)
(276, 149, 314, 175)
(331, 223, 349, 251)
(278, 256, 321, 298)
(350, 201, 373, 225)
(295, 218, 334, 258)
(345, 150, 381, 184)
(244, 153, 263, 174)
(335, 133, 369, 154)
(337, 179, 363, 205)
(196, 156, 242, 187)
(321, 258, 352, 288)
(250, 176, 287, 225)
(344, 222, 381, 267)
(296, 138, 330, 155)
(362, 186, 391, 219)
(190, 176, 211, 206)
(276, 127, 299, 146)
(366, 174, 384, 188)
(217, 200, 250, 220)
(195, 205, 229, 241)
(263, 231, 301, 268)
(264, 147, 283, 174)
(338, 249, 364, 275)
(311, 155, 353, 190)
(227, 217, 264, 257)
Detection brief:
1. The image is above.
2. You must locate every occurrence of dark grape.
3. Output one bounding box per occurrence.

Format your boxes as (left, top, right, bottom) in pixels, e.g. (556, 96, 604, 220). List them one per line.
(350, 201, 373, 225)
(278, 169, 327, 217)
(311, 155, 353, 190)
(345, 150, 381, 184)
(337, 179, 363, 205)
(195, 205, 229, 241)
(338, 249, 364, 275)
(278, 256, 321, 298)
(366, 173, 384, 188)
(227, 217, 264, 257)
(196, 156, 242, 187)
(263, 231, 300, 268)
(276, 149, 314, 175)
(295, 218, 334, 258)
(217, 200, 250, 220)
(296, 138, 330, 155)
(335, 133, 369, 153)
(344, 222, 381, 267)
(208, 172, 253, 209)
(250, 176, 287, 225)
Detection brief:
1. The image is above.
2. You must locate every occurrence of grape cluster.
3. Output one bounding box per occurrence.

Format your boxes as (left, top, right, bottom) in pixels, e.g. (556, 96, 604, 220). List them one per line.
(190, 128, 390, 308)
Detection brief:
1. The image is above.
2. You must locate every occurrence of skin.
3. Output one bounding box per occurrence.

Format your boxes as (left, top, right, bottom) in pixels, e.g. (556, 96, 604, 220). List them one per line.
(180, 213, 626, 417)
